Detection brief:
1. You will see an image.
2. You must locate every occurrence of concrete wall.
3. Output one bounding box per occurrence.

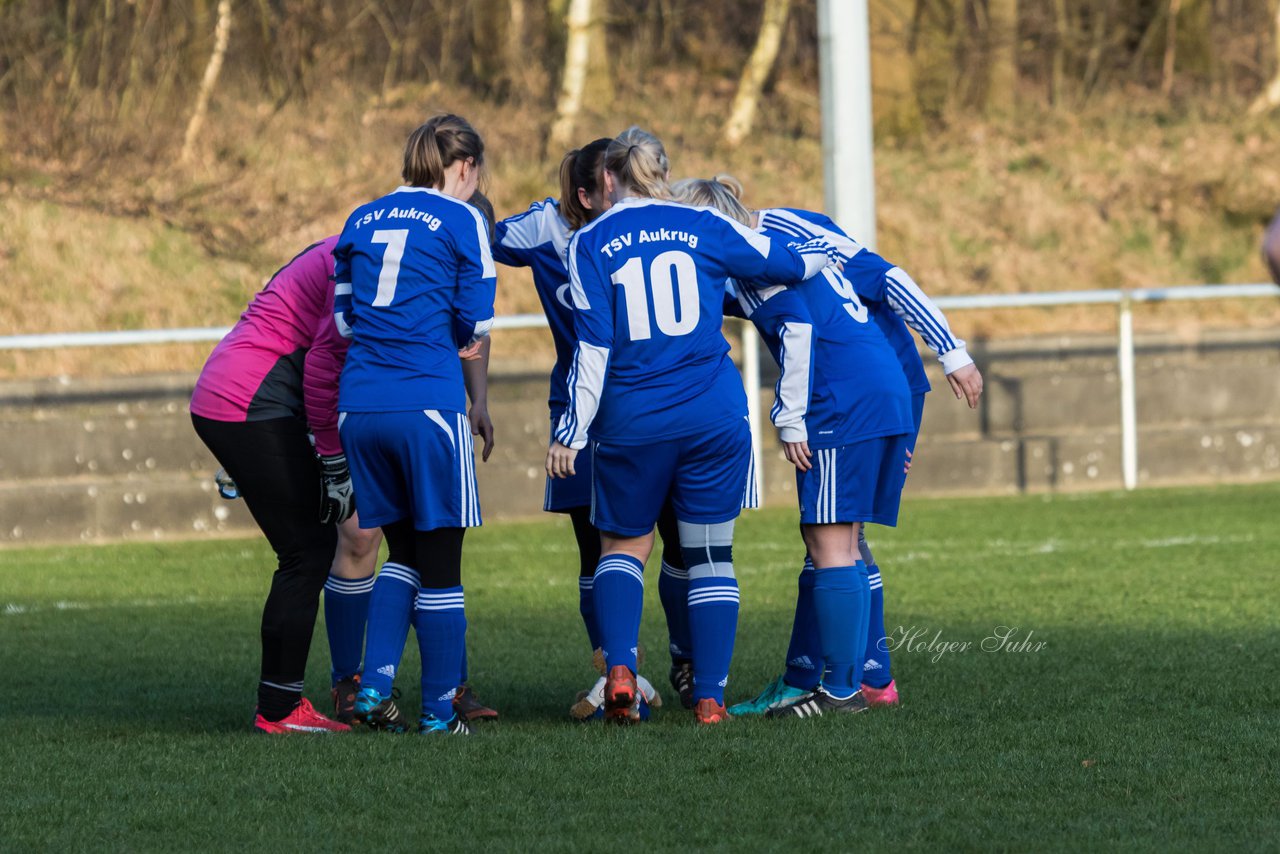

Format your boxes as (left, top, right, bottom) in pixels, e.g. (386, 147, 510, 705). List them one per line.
(2, 326, 1278, 544)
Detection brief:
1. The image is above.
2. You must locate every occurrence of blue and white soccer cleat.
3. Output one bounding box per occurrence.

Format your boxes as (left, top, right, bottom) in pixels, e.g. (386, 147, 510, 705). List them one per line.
(418, 713, 471, 736)
(353, 686, 409, 733)
(727, 675, 810, 716)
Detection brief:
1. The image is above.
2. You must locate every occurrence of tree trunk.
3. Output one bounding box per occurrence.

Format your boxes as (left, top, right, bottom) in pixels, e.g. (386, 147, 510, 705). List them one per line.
(1050, 0, 1067, 105)
(546, 0, 597, 155)
(723, 0, 791, 147)
(1248, 0, 1280, 114)
(181, 0, 232, 164)
(869, 0, 922, 136)
(986, 0, 1018, 114)
(1161, 0, 1182, 95)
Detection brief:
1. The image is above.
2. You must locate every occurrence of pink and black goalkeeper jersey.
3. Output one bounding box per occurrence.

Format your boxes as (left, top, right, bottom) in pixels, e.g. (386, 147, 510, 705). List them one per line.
(190, 236, 349, 455)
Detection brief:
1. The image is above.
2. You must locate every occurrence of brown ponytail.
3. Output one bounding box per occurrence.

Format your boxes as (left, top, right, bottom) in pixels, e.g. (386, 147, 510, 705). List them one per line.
(403, 114, 485, 190)
(603, 126, 672, 200)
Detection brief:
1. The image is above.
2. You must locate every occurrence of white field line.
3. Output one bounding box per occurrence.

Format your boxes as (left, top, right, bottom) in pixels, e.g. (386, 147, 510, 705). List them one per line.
(2, 594, 242, 617)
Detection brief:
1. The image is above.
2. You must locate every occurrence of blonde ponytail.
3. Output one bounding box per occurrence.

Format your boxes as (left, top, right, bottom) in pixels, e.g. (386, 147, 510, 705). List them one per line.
(604, 126, 672, 200)
(671, 174, 752, 226)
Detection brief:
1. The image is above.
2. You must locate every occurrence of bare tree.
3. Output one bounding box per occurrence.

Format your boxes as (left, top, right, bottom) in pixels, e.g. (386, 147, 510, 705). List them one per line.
(1249, 0, 1280, 114)
(547, 0, 605, 155)
(987, 0, 1018, 114)
(722, 0, 792, 148)
(1161, 0, 1181, 95)
(181, 0, 232, 164)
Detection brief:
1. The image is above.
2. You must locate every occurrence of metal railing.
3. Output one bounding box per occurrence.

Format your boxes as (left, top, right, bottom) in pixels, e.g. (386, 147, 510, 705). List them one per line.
(3, 283, 1279, 492)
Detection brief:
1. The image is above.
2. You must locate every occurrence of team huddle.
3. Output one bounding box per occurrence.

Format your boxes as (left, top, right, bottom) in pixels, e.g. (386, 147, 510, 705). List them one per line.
(191, 114, 983, 735)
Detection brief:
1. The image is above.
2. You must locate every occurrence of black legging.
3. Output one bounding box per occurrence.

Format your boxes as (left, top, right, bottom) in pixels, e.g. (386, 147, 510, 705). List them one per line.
(192, 413, 336, 718)
(568, 501, 685, 580)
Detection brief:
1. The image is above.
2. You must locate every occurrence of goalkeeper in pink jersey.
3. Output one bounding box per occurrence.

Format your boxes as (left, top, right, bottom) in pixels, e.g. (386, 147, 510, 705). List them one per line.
(192, 236, 381, 733)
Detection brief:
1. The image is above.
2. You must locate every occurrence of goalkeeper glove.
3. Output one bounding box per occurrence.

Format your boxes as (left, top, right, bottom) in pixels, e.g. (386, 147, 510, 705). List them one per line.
(318, 453, 356, 525)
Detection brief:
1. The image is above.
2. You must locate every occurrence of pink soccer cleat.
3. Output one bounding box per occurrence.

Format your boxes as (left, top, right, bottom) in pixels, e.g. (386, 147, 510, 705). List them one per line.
(860, 680, 900, 707)
(254, 697, 352, 734)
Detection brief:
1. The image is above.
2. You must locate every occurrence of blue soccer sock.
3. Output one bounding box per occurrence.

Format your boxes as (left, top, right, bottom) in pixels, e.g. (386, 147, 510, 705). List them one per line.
(812, 562, 866, 699)
(687, 577, 739, 704)
(783, 557, 823, 691)
(658, 560, 692, 662)
(862, 564, 892, 688)
(592, 554, 645, 673)
(360, 562, 419, 698)
(323, 572, 374, 685)
(413, 586, 466, 721)
(578, 575, 602, 652)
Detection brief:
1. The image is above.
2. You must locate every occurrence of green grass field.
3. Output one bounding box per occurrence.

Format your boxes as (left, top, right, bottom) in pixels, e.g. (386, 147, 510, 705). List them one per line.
(2, 484, 1278, 851)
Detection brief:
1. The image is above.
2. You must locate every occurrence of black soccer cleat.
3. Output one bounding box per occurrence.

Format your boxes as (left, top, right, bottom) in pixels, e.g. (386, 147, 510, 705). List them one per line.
(354, 687, 410, 733)
(764, 688, 869, 719)
(669, 660, 695, 710)
(419, 713, 472, 736)
(331, 674, 361, 725)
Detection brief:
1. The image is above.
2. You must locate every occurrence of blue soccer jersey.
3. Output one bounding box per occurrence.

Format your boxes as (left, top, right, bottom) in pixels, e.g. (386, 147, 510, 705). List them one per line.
(555, 197, 828, 449)
(740, 210, 916, 450)
(333, 186, 496, 414)
(491, 198, 576, 420)
(758, 209, 974, 396)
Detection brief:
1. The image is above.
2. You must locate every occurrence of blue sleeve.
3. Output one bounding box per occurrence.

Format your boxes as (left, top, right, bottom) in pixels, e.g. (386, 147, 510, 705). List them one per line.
(554, 234, 613, 449)
(739, 283, 813, 443)
(708, 211, 811, 287)
(332, 227, 355, 339)
(450, 207, 498, 348)
(843, 248, 895, 303)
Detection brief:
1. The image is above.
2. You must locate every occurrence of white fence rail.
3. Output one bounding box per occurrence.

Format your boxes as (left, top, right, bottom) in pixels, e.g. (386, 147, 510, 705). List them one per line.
(3, 284, 1279, 492)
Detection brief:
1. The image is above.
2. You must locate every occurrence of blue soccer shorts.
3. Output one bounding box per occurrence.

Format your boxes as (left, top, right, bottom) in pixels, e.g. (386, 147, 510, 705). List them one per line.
(906, 392, 926, 481)
(591, 417, 752, 537)
(544, 418, 593, 512)
(797, 432, 912, 527)
(339, 409, 482, 531)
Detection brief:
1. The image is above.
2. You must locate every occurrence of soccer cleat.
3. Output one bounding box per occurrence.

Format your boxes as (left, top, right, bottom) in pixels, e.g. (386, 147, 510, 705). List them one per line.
(572, 674, 660, 721)
(604, 665, 638, 723)
(419, 713, 472, 736)
(254, 697, 351, 734)
(764, 688, 869, 719)
(694, 698, 729, 725)
(452, 684, 499, 722)
(353, 687, 410, 733)
(331, 674, 361, 725)
(669, 660, 695, 710)
(727, 675, 810, 716)
(861, 680, 900, 707)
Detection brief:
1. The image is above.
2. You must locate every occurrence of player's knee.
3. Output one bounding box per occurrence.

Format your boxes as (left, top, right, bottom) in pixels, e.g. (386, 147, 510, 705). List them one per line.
(678, 519, 736, 579)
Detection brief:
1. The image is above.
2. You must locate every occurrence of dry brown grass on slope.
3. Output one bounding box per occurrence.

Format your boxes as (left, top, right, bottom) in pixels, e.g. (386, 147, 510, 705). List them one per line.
(2, 79, 1279, 380)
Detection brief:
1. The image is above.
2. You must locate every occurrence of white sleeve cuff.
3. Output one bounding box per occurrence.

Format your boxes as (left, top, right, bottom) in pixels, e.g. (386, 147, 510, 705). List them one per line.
(939, 344, 973, 374)
(778, 424, 808, 444)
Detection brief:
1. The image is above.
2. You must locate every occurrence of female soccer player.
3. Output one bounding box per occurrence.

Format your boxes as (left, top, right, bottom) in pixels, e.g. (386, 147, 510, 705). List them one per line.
(492, 139, 691, 714)
(191, 236, 382, 734)
(674, 176, 982, 717)
(545, 128, 838, 724)
(336, 114, 496, 736)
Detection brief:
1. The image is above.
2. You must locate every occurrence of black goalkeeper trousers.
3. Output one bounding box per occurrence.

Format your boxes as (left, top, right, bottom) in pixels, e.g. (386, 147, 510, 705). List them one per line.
(192, 414, 337, 704)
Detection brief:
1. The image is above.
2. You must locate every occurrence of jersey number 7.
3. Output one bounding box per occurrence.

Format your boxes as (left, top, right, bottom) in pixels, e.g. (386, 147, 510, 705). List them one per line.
(612, 250, 700, 342)
(370, 229, 409, 307)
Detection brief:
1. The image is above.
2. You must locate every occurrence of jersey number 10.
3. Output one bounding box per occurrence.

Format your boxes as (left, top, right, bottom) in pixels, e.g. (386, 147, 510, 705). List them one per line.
(612, 250, 701, 342)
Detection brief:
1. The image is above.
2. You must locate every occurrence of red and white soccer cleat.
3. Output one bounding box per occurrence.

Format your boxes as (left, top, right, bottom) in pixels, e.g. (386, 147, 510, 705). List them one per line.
(860, 680, 900, 707)
(254, 697, 352, 734)
(604, 665, 638, 723)
(694, 698, 729, 725)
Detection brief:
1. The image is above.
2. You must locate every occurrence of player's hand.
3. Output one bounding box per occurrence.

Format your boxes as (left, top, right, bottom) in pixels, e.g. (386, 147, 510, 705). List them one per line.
(469, 402, 495, 462)
(458, 339, 485, 360)
(783, 440, 813, 472)
(545, 440, 578, 479)
(795, 237, 842, 279)
(318, 453, 356, 525)
(946, 363, 984, 409)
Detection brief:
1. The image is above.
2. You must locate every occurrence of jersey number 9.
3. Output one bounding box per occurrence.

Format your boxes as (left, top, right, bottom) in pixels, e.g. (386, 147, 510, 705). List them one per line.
(612, 250, 700, 342)
(822, 268, 869, 323)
